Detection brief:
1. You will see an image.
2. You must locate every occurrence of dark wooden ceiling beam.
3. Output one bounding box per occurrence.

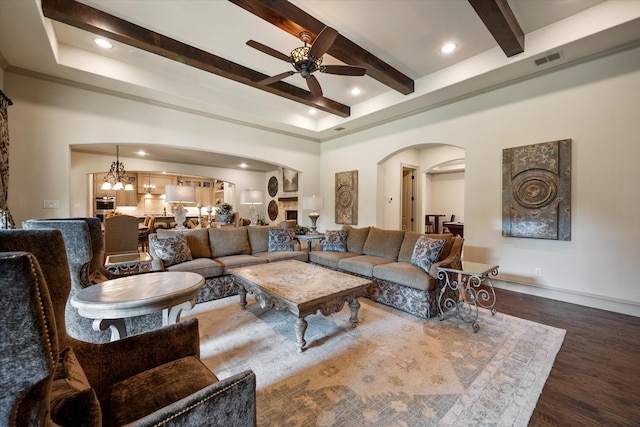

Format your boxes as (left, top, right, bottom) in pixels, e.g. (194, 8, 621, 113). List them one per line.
(41, 0, 350, 117)
(229, 0, 415, 95)
(468, 0, 524, 57)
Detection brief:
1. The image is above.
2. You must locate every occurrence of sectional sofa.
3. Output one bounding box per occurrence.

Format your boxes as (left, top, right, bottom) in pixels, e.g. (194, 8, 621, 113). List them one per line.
(309, 226, 463, 319)
(148, 226, 307, 303)
(148, 225, 463, 319)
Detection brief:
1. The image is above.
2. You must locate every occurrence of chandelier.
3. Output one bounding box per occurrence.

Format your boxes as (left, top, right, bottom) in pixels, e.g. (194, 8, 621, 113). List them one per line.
(143, 171, 156, 193)
(101, 145, 134, 191)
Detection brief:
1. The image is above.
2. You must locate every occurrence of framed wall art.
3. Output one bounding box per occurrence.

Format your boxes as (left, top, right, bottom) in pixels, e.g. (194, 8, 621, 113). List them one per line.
(282, 168, 298, 192)
(335, 170, 358, 225)
(502, 139, 571, 240)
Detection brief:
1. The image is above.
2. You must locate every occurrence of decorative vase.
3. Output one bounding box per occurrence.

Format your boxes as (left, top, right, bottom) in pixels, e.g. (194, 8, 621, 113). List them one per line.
(217, 214, 230, 224)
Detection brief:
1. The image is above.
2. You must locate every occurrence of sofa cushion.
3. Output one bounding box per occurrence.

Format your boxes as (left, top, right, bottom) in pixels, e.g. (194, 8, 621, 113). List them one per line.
(342, 225, 370, 254)
(50, 347, 101, 427)
(166, 257, 223, 277)
(157, 228, 211, 259)
(268, 228, 295, 251)
(253, 250, 309, 263)
(436, 234, 455, 262)
(362, 227, 405, 260)
(338, 255, 394, 277)
(373, 262, 437, 291)
(110, 356, 218, 426)
(209, 227, 251, 258)
(323, 230, 348, 252)
(309, 251, 360, 269)
(247, 226, 270, 253)
(215, 254, 268, 273)
(397, 232, 422, 263)
(411, 236, 445, 273)
(398, 232, 452, 263)
(149, 233, 192, 267)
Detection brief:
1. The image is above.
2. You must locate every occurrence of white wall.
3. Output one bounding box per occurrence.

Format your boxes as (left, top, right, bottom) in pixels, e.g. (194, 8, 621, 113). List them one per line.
(6, 72, 320, 225)
(428, 171, 465, 226)
(320, 47, 640, 316)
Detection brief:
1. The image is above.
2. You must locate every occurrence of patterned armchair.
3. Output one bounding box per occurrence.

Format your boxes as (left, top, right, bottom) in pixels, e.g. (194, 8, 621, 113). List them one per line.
(22, 218, 162, 343)
(0, 229, 256, 426)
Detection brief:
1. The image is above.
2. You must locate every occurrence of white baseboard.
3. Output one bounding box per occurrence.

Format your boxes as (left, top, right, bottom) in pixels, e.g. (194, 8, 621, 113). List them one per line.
(492, 279, 640, 318)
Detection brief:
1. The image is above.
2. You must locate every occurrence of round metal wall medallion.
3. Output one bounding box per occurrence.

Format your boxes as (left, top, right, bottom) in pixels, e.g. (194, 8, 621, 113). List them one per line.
(268, 200, 278, 221)
(268, 176, 278, 198)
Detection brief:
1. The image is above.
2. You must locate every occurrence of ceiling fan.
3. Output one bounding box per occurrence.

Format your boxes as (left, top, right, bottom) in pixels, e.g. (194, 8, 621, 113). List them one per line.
(247, 26, 367, 97)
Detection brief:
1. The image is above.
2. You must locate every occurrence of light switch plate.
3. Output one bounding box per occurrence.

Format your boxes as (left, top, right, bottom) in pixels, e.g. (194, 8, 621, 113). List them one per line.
(43, 200, 59, 209)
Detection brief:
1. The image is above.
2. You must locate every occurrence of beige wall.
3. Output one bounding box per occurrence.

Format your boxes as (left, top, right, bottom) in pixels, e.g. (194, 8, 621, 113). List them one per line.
(320, 46, 640, 316)
(4, 46, 640, 316)
(5, 72, 320, 227)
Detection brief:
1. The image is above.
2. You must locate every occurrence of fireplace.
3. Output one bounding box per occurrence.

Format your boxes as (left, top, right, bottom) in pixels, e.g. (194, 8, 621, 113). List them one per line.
(285, 210, 298, 221)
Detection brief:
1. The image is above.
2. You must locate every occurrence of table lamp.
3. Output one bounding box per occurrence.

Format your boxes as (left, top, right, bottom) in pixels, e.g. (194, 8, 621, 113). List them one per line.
(303, 195, 324, 234)
(240, 189, 263, 226)
(165, 185, 196, 230)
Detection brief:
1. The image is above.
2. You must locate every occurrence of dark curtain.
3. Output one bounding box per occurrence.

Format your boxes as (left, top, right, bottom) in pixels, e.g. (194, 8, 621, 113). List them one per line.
(0, 89, 14, 229)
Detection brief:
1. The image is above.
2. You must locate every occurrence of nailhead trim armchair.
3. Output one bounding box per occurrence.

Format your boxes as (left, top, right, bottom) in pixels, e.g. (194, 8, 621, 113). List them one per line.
(0, 230, 256, 426)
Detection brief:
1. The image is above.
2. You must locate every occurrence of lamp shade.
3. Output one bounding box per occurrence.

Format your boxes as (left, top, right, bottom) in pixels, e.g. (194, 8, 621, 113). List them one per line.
(165, 185, 196, 203)
(240, 189, 263, 205)
(303, 196, 324, 211)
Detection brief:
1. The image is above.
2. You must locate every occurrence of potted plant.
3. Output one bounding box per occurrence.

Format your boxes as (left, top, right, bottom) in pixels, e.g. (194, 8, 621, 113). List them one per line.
(294, 225, 310, 235)
(216, 202, 233, 224)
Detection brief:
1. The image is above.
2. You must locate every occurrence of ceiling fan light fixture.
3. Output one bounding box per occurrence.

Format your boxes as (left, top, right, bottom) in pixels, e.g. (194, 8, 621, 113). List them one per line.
(290, 46, 322, 75)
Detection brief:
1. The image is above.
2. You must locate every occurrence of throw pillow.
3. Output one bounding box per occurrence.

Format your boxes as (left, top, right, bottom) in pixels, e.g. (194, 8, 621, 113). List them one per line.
(323, 230, 348, 252)
(268, 228, 294, 252)
(411, 235, 445, 273)
(150, 234, 192, 267)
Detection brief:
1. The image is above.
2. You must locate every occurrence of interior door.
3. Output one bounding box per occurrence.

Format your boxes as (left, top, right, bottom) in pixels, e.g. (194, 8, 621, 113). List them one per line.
(401, 167, 416, 231)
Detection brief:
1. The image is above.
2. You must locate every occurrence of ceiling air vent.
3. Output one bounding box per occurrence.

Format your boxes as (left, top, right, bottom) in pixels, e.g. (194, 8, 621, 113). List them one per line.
(534, 51, 563, 66)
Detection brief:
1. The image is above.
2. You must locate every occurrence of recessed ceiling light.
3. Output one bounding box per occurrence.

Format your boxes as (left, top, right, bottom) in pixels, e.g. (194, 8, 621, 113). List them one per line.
(350, 87, 361, 96)
(440, 43, 457, 54)
(137, 150, 147, 156)
(440, 42, 457, 54)
(239, 163, 248, 168)
(308, 108, 317, 115)
(93, 38, 113, 49)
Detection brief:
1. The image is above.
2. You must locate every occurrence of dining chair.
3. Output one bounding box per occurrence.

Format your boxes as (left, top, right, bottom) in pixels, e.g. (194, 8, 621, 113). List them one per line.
(104, 214, 139, 256)
(425, 215, 437, 233)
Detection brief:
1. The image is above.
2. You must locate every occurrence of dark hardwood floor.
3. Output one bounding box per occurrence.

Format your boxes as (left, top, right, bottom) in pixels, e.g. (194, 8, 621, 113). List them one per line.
(494, 288, 640, 426)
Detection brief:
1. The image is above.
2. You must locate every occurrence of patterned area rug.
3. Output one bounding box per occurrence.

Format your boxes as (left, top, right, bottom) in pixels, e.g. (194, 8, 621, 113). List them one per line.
(186, 296, 565, 426)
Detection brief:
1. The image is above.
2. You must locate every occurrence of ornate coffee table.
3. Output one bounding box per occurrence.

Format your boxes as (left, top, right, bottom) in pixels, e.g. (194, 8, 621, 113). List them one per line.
(230, 260, 371, 352)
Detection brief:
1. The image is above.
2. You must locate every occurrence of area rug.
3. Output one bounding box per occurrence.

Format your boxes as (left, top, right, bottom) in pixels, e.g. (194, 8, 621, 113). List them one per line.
(185, 296, 565, 426)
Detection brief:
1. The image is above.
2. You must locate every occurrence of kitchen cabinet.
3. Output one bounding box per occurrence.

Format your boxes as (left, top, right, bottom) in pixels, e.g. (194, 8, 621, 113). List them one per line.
(137, 173, 175, 195)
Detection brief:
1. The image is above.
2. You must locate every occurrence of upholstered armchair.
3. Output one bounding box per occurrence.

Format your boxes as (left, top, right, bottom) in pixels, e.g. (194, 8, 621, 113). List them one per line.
(0, 230, 256, 426)
(22, 218, 162, 343)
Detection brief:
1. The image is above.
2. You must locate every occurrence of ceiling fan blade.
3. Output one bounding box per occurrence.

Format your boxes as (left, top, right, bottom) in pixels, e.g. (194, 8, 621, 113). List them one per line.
(259, 71, 296, 86)
(246, 40, 292, 63)
(308, 26, 338, 59)
(321, 65, 367, 76)
(306, 75, 323, 97)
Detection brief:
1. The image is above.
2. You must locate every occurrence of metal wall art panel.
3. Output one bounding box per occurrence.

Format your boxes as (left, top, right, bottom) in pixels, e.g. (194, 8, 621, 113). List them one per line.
(502, 139, 571, 240)
(335, 170, 358, 225)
